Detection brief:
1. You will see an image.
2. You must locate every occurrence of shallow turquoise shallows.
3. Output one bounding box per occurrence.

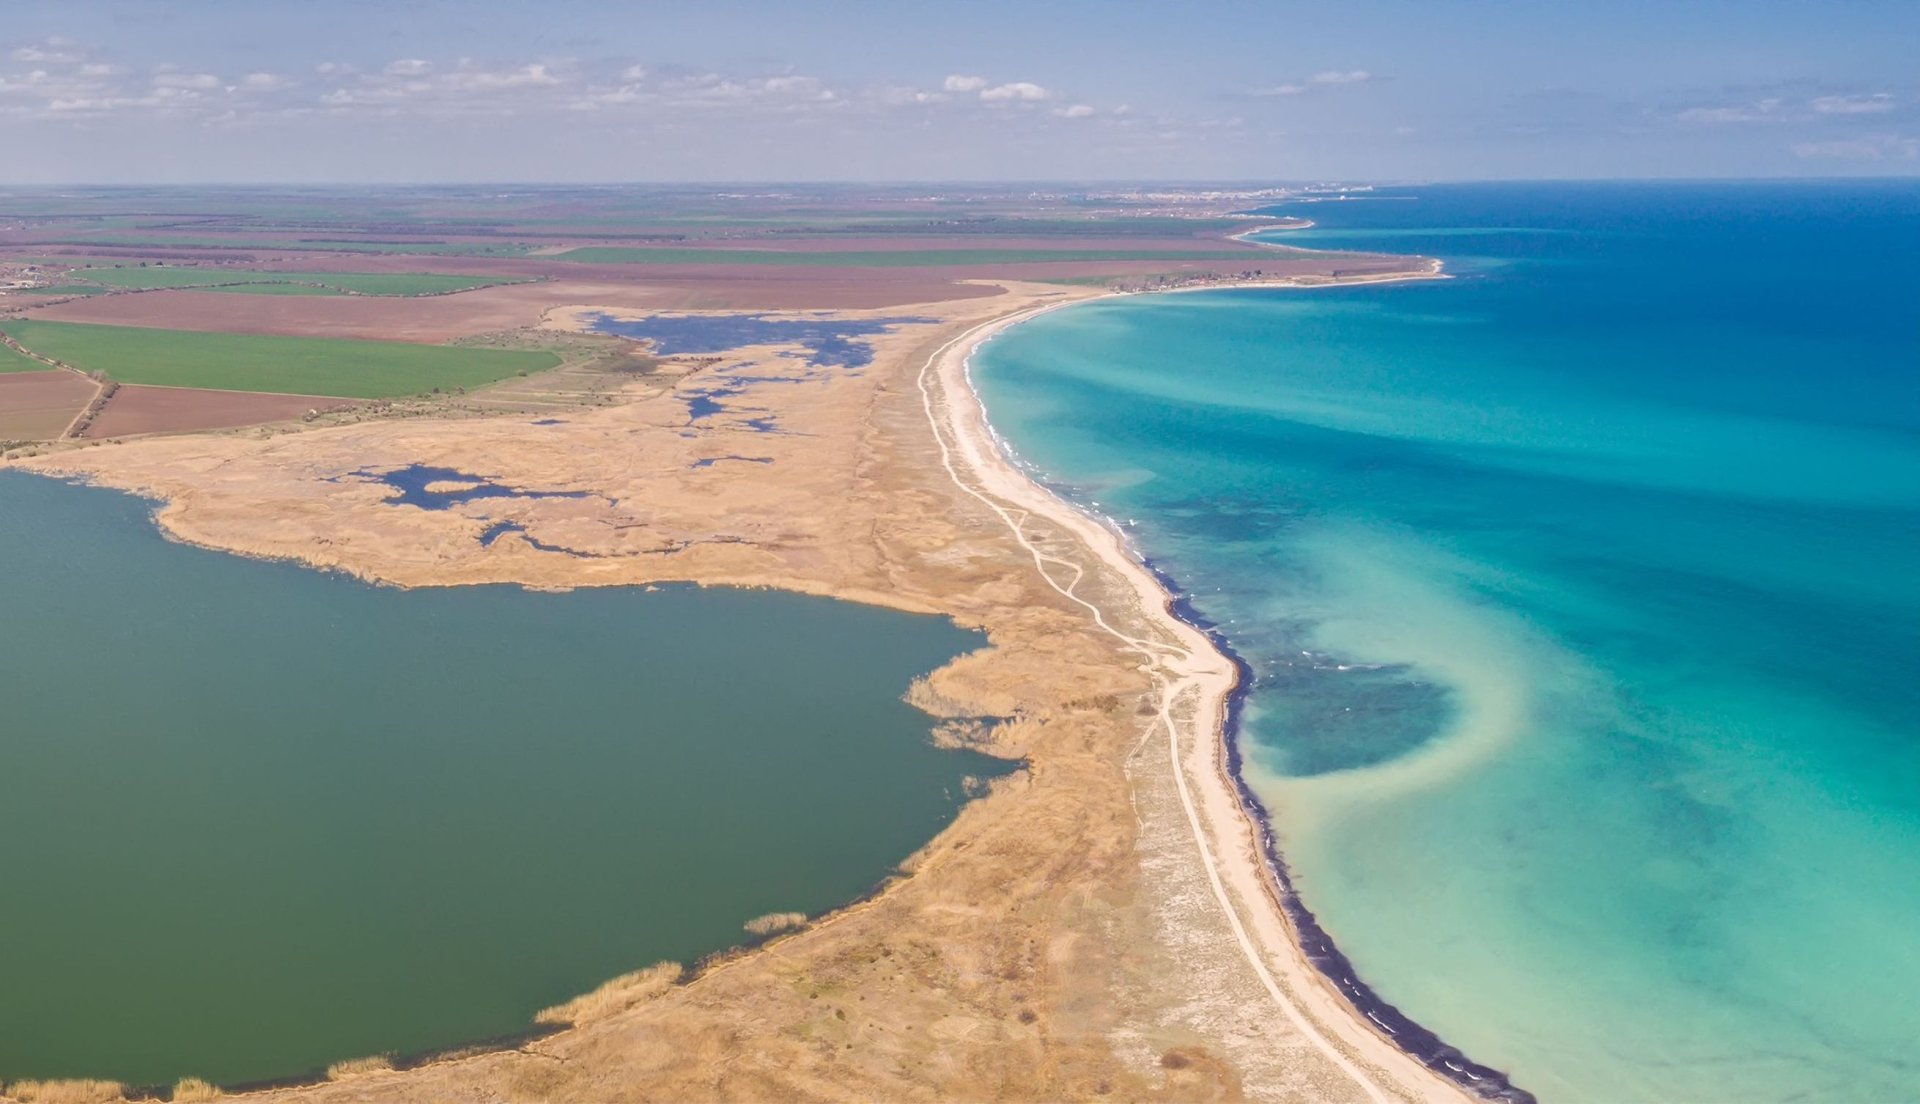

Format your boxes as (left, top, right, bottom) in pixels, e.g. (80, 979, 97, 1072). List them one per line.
(0, 470, 1002, 1088)
(973, 181, 1920, 1103)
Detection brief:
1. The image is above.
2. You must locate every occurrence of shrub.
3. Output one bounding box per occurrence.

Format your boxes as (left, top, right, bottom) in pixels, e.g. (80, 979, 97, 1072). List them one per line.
(324, 1055, 394, 1081)
(4, 1081, 126, 1104)
(535, 961, 683, 1026)
(743, 911, 808, 936)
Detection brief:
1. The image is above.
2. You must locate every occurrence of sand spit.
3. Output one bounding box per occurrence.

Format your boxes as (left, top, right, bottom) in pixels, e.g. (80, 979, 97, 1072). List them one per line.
(3, 267, 1474, 1102)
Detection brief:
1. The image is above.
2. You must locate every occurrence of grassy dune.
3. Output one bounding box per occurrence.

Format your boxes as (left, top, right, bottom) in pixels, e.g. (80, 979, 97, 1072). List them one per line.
(553, 246, 1261, 266)
(0, 321, 559, 399)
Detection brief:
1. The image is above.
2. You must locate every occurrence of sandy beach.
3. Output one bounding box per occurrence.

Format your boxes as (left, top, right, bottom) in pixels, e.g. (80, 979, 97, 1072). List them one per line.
(921, 293, 1478, 1104)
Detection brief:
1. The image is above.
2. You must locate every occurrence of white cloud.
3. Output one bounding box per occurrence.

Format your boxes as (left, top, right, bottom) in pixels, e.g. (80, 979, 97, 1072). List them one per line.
(316, 60, 570, 112)
(980, 80, 1049, 102)
(4, 46, 1076, 129)
(1677, 98, 1785, 124)
(1248, 70, 1373, 97)
(11, 41, 84, 65)
(1791, 135, 1919, 160)
(153, 71, 221, 90)
(442, 62, 560, 90)
(873, 85, 943, 106)
(1810, 93, 1894, 115)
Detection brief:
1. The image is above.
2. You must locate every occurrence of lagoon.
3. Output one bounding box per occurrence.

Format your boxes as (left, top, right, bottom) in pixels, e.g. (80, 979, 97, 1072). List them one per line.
(0, 470, 1000, 1088)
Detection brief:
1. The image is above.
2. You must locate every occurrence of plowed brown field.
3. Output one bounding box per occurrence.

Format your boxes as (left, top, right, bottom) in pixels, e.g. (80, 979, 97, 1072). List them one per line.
(80, 385, 350, 438)
(0, 370, 94, 440)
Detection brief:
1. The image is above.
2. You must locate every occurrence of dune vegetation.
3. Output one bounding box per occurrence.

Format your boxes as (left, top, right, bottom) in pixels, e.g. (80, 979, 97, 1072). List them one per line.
(534, 962, 684, 1027)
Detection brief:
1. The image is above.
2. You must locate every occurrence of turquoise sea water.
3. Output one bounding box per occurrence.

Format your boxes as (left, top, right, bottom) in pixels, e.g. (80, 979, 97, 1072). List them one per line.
(972, 182, 1920, 1103)
(0, 471, 1000, 1087)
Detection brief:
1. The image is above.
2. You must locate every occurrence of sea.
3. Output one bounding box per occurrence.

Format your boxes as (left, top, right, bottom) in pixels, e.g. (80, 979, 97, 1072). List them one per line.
(0, 470, 1002, 1088)
(970, 180, 1920, 1103)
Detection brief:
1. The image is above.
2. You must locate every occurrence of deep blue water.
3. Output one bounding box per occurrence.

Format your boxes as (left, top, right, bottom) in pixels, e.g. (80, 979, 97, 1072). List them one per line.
(972, 181, 1920, 1103)
(349, 463, 591, 510)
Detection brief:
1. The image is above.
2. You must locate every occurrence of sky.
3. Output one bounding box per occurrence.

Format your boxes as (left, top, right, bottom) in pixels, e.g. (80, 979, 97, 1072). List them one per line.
(2, 0, 1917, 184)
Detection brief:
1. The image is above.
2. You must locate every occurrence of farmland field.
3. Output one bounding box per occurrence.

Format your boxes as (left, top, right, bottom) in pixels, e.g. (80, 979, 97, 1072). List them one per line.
(28, 237, 535, 256)
(1, 342, 50, 373)
(9, 284, 110, 297)
(551, 246, 1263, 266)
(71, 268, 528, 296)
(0, 371, 94, 439)
(197, 283, 349, 296)
(0, 320, 558, 399)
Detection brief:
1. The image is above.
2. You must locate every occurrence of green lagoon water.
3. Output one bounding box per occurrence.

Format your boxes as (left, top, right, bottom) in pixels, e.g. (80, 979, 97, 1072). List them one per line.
(0, 470, 1000, 1087)
(973, 182, 1920, 1102)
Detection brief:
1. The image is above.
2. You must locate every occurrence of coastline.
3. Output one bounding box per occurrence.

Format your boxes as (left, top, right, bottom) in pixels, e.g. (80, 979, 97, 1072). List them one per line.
(2, 266, 1476, 1102)
(1228, 219, 1316, 245)
(924, 273, 1528, 1104)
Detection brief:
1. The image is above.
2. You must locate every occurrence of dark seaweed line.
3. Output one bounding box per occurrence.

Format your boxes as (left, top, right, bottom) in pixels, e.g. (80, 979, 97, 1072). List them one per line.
(1139, 551, 1537, 1104)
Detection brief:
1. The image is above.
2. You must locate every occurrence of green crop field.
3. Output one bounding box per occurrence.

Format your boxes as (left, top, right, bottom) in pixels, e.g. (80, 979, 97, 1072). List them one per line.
(0, 342, 50, 373)
(36, 236, 534, 256)
(0, 321, 559, 398)
(198, 283, 349, 296)
(11, 285, 109, 296)
(551, 246, 1263, 266)
(71, 268, 524, 296)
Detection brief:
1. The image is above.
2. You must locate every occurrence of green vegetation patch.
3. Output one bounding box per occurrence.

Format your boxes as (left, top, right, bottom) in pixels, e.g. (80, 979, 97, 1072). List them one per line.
(73, 267, 524, 296)
(0, 342, 51, 373)
(197, 283, 350, 297)
(10, 284, 109, 296)
(0, 321, 559, 399)
(39, 236, 534, 256)
(551, 246, 1262, 267)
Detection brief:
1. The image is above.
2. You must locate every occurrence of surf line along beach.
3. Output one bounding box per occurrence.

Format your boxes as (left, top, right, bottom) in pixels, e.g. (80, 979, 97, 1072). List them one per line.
(918, 278, 1528, 1104)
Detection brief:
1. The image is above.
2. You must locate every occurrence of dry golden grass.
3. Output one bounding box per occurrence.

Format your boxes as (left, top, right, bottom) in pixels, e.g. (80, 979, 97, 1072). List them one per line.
(742, 911, 808, 936)
(169, 1078, 220, 1102)
(3, 1081, 125, 1104)
(534, 961, 682, 1027)
(321, 1056, 393, 1082)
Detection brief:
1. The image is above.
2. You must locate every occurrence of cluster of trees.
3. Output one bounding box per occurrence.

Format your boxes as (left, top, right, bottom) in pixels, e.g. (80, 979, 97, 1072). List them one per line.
(67, 379, 120, 438)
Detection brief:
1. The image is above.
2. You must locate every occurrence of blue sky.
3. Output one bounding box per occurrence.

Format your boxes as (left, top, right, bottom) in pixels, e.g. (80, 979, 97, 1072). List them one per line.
(2, 0, 1916, 183)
